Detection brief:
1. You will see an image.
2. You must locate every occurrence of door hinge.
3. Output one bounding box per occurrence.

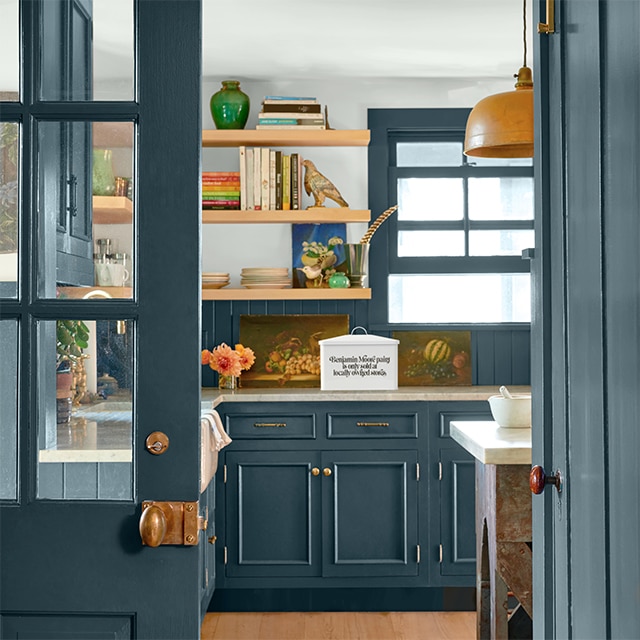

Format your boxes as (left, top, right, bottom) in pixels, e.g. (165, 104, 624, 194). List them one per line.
(439, 544, 443, 563)
(224, 464, 227, 484)
(416, 462, 420, 481)
(417, 544, 421, 564)
(224, 546, 228, 565)
(438, 461, 442, 481)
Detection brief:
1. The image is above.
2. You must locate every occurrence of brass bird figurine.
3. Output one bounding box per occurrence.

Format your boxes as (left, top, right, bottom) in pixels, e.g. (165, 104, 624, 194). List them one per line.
(302, 159, 349, 209)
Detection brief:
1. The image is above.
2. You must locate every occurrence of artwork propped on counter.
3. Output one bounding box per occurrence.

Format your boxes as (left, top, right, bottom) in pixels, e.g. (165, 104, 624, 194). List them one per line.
(392, 330, 472, 386)
(239, 314, 349, 388)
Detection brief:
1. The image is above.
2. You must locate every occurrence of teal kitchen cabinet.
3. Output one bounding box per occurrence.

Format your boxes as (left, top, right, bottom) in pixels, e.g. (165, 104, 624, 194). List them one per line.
(428, 402, 493, 585)
(217, 402, 421, 587)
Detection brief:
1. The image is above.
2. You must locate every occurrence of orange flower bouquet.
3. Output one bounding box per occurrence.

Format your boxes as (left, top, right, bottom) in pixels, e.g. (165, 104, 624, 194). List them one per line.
(202, 343, 255, 389)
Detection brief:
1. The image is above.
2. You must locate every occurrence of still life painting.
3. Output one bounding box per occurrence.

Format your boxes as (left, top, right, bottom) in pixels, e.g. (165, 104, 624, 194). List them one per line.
(292, 223, 347, 288)
(239, 314, 349, 387)
(392, 331, 472, 386)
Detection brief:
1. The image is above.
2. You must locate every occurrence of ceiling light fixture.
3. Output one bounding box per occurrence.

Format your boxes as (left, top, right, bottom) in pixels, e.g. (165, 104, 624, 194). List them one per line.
(464, 0, 534, 158)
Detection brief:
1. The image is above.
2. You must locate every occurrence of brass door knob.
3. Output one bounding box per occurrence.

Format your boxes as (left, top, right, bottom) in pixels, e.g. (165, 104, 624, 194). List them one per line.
(323, 468, 332, 477)
(139, 505, 167, 547)
(311, 467, 320, 476)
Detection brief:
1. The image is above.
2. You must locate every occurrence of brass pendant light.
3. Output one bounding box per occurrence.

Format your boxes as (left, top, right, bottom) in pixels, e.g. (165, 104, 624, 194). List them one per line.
(464, 0, 534, 158)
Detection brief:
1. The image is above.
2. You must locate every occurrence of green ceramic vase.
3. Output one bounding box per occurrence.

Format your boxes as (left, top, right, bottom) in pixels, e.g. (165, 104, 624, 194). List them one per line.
(210, 80, 250, 130)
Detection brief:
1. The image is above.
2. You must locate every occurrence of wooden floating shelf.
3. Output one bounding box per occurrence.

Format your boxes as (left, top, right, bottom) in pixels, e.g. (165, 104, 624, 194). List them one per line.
(202, 288, 372, 301)
(202, 209, 371, 224)
(93, 196, 133, 224)
(202, 129, 370, 148)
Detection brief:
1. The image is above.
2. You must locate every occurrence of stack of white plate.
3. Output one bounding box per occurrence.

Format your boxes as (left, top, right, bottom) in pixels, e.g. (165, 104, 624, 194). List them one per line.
(202, 272, 230, 289)
(241, 267, 291, 289)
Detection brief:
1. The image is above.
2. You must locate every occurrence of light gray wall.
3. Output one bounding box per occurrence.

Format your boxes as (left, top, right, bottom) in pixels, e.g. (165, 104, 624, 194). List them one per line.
(201, 76, 515, 286)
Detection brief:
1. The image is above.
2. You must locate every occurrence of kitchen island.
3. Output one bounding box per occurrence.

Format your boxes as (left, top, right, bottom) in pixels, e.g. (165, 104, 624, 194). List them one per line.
(450, 421, 532, 639)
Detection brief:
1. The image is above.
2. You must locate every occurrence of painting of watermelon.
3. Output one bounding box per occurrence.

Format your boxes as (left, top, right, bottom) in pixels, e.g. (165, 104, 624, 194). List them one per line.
(392, 331, 472, 386)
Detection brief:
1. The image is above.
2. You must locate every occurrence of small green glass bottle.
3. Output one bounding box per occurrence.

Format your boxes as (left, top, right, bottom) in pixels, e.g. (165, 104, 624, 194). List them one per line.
(210, 80, 250, 130)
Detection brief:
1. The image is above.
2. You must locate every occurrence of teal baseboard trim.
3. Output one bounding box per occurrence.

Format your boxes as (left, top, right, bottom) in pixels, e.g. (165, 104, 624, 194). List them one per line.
(208, 587, 475, 612)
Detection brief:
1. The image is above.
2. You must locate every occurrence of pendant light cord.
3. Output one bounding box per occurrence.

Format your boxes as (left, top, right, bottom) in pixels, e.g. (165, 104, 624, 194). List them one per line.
(523, 0, 528, 67)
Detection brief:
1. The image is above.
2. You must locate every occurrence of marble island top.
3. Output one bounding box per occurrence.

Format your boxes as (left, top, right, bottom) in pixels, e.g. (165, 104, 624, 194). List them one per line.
(201, 385, 531, 409)
(450, 420, 532, 465)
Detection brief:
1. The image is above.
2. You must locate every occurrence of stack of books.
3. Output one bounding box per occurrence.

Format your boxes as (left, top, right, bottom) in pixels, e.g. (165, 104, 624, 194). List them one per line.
(202, 171, 241, 210)
(256, 96, 326, 130)
(239, 147, 303, 211)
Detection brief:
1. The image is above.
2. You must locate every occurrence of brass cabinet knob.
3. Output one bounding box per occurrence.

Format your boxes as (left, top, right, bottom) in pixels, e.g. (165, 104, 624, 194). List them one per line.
(311, 467, 320, 476)
(323, 468, 332, 477)
(139, 505, 167, 547)
(208, 535, 217, 545)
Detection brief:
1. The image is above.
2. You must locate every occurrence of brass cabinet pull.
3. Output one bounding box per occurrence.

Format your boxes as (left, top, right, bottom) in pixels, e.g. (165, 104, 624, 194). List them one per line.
(538, 0, 555, 33)
(253, 422, 286, 428)
(311, 467, 320, 476)
(356, 422, 389, 427)
(323, 468, 332, 477)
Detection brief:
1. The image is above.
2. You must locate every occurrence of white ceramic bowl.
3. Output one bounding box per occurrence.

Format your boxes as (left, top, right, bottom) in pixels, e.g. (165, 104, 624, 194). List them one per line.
(488, 394, 532, 429)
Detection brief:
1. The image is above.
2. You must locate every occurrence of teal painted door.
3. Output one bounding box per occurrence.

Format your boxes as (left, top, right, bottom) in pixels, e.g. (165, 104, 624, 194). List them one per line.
(0, 1, 203, 638)
(533, 0, 640, 637)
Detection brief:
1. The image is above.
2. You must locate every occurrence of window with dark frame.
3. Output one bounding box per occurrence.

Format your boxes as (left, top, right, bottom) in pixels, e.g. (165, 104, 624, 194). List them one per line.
(368, 108, 534, 327)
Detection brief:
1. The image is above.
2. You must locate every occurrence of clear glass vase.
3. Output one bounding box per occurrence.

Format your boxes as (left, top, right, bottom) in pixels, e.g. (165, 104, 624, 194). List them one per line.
(218, 374, 237, 390)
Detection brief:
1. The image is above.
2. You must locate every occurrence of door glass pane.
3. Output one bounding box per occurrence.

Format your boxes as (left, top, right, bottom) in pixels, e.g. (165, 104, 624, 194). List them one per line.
(1, 121, 19, 298)
(38, 318, 134, 501)
(398, 178, 463, 221)
(388, 273, 531, 323)
(396, 142, 462, 167)
(470, 229, 535, 256)
(0, 319, 18, 500)
(398, 230, 464, 257)
(39, 0, 134, 102)
(468, 178, 534, 220)
(36, 120, 134, 300)
(0, 0, 19, 101)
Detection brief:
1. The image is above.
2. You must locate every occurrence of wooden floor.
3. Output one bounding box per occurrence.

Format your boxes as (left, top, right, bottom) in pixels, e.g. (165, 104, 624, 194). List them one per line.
(201, 612, 476, 640)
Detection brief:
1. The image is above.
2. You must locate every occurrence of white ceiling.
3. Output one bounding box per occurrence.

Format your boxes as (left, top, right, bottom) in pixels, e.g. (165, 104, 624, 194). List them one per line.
(202, 0, 535, 81)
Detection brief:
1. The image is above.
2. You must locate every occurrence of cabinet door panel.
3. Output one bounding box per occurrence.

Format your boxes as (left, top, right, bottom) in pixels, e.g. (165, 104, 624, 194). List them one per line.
(322, 450, 419, 577)
(439, 447, 476, 577)
(225, 451, 321, 578)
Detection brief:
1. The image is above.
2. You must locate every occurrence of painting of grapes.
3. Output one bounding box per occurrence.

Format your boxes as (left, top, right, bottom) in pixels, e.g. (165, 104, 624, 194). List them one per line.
(239, 314, 349, 388)
(392, 331, 472, 386)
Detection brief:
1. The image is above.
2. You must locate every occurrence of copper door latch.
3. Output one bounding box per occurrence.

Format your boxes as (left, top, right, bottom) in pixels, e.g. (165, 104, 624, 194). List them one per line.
(139, 501, 208, 547)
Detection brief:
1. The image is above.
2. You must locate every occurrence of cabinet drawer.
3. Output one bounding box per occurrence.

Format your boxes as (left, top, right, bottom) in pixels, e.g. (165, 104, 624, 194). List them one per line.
(225, 412, 316, 439)
(327, 411, 418, 439)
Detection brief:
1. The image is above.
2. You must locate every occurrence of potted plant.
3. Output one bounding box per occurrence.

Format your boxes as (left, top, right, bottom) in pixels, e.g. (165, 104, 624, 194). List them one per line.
(56, 319, 90, 423)
(0, 123, 18, 281)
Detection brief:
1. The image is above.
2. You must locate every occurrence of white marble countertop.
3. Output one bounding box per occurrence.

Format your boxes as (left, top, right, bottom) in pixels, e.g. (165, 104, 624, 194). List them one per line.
(201, 385, 530, 409)
(450, 420, 532, 465)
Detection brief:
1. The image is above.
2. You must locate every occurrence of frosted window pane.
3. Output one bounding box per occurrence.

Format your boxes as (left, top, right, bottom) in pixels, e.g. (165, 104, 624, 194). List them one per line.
(397, 142, 463, 167)
(398, 230, 464, 257)
(470, 230, 535, 256)
(468, 178, 534, 220)
(388, 274, 531, 323)
(398, 178, 463, 221)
